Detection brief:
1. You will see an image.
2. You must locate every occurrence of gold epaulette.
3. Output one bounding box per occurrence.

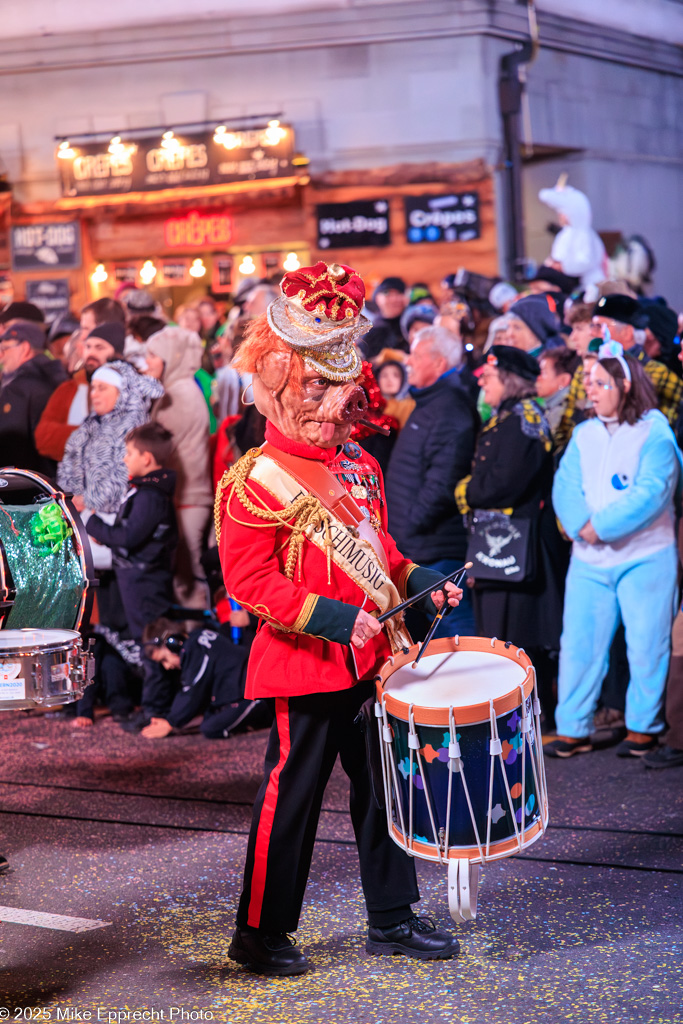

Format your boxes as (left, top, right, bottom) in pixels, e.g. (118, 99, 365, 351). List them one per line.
(214, 447, 264, 546)
(213, 446, 334, 582)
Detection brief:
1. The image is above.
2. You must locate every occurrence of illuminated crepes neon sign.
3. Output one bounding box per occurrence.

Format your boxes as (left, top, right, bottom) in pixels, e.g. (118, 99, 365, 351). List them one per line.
(164, 212, 232, 248)
(147, 145, 209, 173)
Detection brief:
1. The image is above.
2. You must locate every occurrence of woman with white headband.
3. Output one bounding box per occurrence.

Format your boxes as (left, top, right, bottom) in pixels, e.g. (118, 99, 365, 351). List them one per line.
(58, 359, 163, 515)
(548, 340, 682, 758)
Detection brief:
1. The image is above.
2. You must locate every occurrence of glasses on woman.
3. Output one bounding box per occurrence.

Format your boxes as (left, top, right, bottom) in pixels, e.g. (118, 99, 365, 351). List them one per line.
(591, 380, 615, 391)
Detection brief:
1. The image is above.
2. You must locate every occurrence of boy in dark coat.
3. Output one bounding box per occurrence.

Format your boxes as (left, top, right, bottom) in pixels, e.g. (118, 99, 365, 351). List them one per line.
(138, 618, 267, 739)
(84, 422, 178, 728)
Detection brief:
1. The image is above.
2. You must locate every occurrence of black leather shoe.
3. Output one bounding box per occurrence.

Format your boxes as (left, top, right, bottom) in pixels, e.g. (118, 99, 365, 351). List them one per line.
(366, 915, 459, 960)
(0, 854, 9, 874)
(228, 928, 311, 976)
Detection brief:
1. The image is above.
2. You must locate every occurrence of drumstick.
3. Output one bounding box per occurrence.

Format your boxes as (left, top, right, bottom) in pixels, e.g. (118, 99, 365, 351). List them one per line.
(377, 562, 473, 623)
(413, 564, 471, 665)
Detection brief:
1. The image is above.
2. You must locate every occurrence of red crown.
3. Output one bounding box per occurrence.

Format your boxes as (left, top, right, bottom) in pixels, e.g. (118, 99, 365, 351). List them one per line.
(280, 261, 365, 323)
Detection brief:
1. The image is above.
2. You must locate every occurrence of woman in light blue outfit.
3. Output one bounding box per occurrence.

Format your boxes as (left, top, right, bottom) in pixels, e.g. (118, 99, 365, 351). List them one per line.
(548, 341, 682, 758)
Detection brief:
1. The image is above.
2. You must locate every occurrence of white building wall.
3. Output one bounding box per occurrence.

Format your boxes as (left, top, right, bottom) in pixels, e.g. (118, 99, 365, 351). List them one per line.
(1, 0, 681, 303)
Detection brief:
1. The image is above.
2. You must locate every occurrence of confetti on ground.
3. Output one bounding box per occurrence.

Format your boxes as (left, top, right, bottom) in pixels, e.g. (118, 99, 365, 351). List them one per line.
(0, 710, 680, 1024)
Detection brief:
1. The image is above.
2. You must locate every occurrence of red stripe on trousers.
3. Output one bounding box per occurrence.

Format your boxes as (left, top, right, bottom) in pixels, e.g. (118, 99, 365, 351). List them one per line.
(247, 696, 290, 928)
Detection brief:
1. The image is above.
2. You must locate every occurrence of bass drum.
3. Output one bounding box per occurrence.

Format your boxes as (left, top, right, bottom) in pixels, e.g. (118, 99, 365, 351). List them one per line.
(0, 468, 95, 633)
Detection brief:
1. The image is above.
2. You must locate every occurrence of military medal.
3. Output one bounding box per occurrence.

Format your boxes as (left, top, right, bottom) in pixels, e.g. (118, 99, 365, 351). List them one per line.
(350, 484, 367, 499)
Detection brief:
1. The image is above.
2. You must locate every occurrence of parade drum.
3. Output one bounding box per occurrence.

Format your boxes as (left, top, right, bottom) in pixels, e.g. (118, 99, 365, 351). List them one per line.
(375, 636, 549, 923)
(0, 468, 95, 632)
(0, 628, 94, 710)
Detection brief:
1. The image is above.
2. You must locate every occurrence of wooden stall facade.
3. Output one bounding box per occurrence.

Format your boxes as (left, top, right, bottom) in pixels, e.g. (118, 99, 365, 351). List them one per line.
(6, 158, 497, 313)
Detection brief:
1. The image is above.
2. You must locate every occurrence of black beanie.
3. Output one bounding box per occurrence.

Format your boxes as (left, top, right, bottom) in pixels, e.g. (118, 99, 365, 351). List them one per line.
(88, 321, 126, 355)
(638, 298, 678, 355)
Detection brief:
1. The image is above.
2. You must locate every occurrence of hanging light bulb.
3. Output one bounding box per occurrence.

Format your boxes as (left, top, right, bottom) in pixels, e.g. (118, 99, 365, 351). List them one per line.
(91, 263, 108, 284)
(140, 260, 157, 285)
(283, 252, 300, 272)
(239, 255, 256, 275)
(214, 129, 239, 150)
(263, 120, 287, 147)
(189, 258, 206, 278)
(108, 136, 136, 159)
(57, 140, 75, 159)
(161, 130, 180, 152)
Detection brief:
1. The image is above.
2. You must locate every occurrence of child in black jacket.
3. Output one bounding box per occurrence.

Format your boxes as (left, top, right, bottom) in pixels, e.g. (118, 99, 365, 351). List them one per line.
(80, 422, 178, 728)
(138, 618, 269, 739)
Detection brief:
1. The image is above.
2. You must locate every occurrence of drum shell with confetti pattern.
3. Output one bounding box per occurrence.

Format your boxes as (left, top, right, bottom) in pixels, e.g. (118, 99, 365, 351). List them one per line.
(0, 468, 95, 633)
(375, 637, 549, 864)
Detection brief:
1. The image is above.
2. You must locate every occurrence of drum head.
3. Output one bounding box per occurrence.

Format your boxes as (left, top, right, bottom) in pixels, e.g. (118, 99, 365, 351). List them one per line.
(0, 628, 80, 652)
(383, 649, 527, 709)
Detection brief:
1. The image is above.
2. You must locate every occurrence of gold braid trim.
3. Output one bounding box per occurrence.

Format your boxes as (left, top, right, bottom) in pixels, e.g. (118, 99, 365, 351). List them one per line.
(396, 562, 420, 600)
(214, 447, 334, 583)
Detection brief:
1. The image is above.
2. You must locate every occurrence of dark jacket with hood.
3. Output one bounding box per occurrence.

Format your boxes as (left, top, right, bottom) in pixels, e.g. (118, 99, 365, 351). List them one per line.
(86, 469, 177, 636)
(385, 369, 477, 563)
(0, 352, 66, 475)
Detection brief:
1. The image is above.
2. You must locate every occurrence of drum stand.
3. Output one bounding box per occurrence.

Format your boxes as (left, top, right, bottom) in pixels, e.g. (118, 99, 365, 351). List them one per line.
(448, 859, 480, 923)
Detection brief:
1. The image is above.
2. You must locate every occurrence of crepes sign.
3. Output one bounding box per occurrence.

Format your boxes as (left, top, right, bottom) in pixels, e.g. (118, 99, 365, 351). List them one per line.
(404, 191, 480, 244)
(57, 124, 295, 198)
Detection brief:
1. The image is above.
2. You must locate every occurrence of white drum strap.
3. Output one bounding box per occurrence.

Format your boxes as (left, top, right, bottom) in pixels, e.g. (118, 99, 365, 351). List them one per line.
(448, 858, 480, 923)
(380, 697, 411, 854)
(375, 700, 393, 828)
(408, 706, 444, 863)
(486, 698, 523, 857)
(447, 707, 484, 863)
(530, 665, 550, 823)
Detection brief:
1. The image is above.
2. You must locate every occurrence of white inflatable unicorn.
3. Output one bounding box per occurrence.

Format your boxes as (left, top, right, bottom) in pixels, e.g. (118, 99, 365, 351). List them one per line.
(539, 178, 607, 299)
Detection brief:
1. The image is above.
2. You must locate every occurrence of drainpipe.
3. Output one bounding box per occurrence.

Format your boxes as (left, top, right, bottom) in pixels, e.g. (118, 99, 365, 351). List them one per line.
(498, 2, 539, 282)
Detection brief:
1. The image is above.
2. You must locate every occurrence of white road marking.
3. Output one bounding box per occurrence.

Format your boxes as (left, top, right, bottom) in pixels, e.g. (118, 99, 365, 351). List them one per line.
(0, 906, 111, 931)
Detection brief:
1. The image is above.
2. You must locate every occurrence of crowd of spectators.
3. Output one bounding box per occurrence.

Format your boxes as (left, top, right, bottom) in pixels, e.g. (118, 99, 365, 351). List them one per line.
(1, 262, 682, 770)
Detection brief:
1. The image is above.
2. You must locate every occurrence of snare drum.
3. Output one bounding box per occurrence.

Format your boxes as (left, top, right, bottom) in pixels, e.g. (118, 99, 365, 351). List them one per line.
(0, 628, 94, 710)
(0, 468, 95, 632)
(375, 636, 549, 922)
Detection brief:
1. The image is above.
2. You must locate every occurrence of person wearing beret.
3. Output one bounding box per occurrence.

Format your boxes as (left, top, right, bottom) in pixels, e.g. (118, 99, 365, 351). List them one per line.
(455, 345, 568, 730)
(593, 293, 682, 425)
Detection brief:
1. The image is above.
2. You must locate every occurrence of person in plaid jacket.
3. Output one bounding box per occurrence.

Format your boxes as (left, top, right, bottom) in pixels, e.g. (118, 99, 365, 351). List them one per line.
(593, 294, 681, 425)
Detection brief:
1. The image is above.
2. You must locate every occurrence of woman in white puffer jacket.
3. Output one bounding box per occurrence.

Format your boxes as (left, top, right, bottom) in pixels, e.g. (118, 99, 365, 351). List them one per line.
(548, 341, 682, 759)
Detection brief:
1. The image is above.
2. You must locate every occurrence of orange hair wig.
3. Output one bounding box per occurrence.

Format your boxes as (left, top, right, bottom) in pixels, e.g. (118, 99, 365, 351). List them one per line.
(233, 313, 306, 392)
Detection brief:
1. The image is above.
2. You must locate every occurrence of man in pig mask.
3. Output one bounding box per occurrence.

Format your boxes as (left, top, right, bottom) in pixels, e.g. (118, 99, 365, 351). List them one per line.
(216, 261, 462, 976)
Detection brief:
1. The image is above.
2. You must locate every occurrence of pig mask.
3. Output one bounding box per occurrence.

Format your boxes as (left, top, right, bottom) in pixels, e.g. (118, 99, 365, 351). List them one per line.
(233, 261, 373, 447)
(249, 341, 368, 448)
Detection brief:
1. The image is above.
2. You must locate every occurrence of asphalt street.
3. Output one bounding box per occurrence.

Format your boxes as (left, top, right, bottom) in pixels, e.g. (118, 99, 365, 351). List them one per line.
(0, 708, 681, 1024)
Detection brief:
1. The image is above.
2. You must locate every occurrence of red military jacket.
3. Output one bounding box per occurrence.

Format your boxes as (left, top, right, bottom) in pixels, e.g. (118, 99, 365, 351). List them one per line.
(217, 422, 421, 698)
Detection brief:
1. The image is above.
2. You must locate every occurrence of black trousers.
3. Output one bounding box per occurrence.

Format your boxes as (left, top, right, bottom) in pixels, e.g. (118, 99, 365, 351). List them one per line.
(236, 681, 419, 934)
